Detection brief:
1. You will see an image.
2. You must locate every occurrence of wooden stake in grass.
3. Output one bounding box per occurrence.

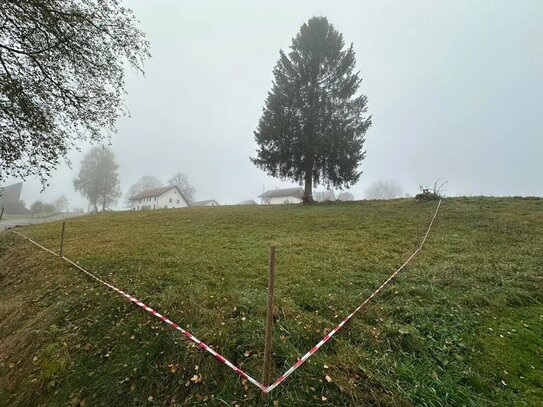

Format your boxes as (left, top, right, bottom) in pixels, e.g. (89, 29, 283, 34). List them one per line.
(59, 221, 66, 257)
(262, 245, 276, 396)
(0, 207, 4, 221)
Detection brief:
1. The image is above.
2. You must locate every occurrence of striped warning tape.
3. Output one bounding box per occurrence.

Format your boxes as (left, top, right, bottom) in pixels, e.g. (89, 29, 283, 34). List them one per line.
(9, 199, 441, 393)
(267, 199, 441, 391)
(10, 230, 266, 392)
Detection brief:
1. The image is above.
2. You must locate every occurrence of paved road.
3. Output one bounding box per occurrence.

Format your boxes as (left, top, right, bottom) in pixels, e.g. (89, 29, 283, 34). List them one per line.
(0, 212, 88, 230)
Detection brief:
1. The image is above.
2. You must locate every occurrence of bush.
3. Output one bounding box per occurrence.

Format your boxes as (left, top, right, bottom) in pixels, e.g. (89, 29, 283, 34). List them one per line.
(415, 179, 447, 202)
(415, 189, 441, 202)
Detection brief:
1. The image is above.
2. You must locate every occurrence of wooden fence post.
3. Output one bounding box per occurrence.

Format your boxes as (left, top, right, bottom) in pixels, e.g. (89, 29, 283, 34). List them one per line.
(59, 221, 66, 257)
(262, 245, 276, 397)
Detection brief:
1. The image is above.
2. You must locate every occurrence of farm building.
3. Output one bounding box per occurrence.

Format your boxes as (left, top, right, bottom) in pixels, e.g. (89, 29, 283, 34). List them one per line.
(129, 186, 189, 210)
(191, 199, 219, 207)
(0, 182, 30, 215)
(259, 187, 304, 204)
(314, 190, 336, 202)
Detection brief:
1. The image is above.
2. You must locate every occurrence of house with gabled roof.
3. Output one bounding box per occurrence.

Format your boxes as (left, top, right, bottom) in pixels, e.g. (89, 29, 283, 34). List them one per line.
(259, 187, 304, 205)
(129, 185, 189, 210)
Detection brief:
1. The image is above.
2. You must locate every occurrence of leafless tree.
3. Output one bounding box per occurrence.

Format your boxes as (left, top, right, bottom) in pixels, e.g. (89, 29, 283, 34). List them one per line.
(168, 172, 196, 202)
(126, 176, 163, 201)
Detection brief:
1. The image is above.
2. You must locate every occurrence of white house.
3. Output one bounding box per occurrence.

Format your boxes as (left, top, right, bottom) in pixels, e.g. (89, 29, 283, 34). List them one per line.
(314, 190, 336, 202)
(129, 186, 189, 210)
(259, 187, 304, 204)
(191, 199, 220, 207)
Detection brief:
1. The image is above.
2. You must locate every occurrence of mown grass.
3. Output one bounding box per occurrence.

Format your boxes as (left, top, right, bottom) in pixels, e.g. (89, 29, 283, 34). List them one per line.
(0, 198, 541, 406)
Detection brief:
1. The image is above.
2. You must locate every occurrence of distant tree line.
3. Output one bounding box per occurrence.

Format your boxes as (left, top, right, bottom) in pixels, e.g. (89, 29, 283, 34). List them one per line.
(30, 195, 68, 213)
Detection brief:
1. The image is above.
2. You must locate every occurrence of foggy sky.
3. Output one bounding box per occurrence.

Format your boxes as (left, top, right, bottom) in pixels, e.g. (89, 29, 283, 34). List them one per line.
(9, 0, 543, 208)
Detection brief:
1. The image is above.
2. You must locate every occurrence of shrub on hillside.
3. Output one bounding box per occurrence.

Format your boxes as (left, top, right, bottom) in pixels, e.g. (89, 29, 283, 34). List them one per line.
(415, 189, 441, 201)
(415, 179, 447, 202)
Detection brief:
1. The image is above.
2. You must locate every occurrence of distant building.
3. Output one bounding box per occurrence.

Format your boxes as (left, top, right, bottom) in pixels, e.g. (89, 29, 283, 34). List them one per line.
(129, 186, 189, 210)
(0, 182, 29, 214)
(0, 181, 23, 201)
(238, 199, 258, 206)
(191, 199, 219, 207)
(314, 190, 336, 202)
(259, 187, 304, 205)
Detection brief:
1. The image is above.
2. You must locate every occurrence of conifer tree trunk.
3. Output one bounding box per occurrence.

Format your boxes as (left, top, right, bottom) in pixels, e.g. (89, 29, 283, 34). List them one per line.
(303, 156, 314, 203)
(304, 175, 313, 203)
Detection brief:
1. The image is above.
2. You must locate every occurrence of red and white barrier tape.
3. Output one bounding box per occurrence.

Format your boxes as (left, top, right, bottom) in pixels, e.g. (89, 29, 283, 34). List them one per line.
(10, 230, 266, 392)
(267, 199, 441, 391)
(10, 199, 441, 393)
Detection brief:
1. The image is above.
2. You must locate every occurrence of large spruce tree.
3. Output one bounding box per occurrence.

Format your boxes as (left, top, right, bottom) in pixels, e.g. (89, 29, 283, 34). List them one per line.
(251, 17, 372, 202)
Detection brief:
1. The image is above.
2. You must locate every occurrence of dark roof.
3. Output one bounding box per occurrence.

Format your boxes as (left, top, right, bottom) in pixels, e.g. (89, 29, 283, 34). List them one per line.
(191, 199, 219, 207)
(129, 185, 190, 205)
(0, 182, 23, 201)
(259, 187, 304, 199)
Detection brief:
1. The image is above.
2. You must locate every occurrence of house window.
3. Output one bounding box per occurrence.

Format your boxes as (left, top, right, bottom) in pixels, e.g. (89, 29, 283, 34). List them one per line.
(176, 199, 179, 204)
(169, 198, 172, 203)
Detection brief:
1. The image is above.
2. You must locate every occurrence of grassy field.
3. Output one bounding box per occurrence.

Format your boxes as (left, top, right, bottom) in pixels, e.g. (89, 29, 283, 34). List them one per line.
(0, 198, 541, 406)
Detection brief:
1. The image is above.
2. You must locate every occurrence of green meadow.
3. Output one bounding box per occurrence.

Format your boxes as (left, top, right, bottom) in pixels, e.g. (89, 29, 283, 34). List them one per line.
(0, 198, 541, 406)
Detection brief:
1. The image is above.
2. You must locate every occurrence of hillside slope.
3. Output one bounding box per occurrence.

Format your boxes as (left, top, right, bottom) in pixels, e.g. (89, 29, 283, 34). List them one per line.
(1, 198, 542, 406)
